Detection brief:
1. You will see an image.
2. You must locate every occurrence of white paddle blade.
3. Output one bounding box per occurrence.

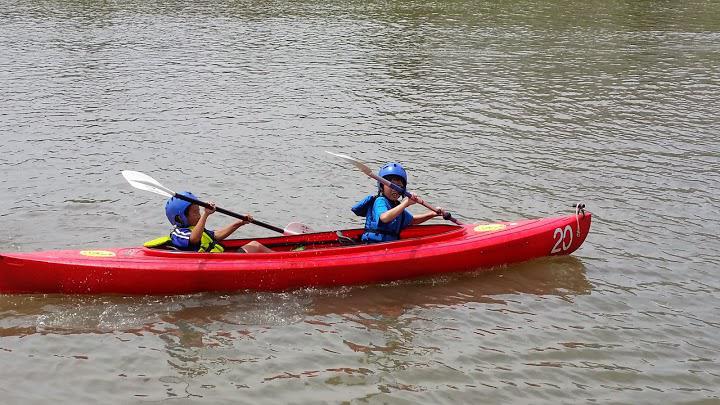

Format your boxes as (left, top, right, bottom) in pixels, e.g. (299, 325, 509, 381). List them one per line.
(121, 170, 175, 198)
(325, 151, 372, 175)
(284, 222, 315, 235)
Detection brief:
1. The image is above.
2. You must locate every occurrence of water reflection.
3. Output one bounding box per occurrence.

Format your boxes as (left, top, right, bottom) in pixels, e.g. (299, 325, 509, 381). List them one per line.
(310, 256, 590, 317)
(307, 257, 591, 387)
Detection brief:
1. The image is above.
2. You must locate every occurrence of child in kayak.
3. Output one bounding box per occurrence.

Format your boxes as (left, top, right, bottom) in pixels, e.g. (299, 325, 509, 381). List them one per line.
(164, 192, 273, 253)
(352, 162, 445, 243)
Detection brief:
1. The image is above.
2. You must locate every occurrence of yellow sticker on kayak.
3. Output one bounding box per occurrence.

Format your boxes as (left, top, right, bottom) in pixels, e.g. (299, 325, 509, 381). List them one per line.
(79, 250, 116, 257)
(474, 224, 506, 232)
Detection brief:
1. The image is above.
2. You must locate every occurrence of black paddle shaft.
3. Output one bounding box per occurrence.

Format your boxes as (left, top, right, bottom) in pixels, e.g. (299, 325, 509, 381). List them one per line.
(385, 180, 462, 225)
(173, 193, 285, 234)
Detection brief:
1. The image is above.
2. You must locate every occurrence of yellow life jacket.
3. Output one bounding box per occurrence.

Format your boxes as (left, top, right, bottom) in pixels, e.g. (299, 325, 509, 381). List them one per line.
(144, 227, 225, 253)
(196, 228, 224, 253)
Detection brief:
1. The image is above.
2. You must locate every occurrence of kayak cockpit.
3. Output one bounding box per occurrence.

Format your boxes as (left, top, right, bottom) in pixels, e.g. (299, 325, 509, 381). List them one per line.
(235, 224, 464, 252)
(142, 224, 465, 256)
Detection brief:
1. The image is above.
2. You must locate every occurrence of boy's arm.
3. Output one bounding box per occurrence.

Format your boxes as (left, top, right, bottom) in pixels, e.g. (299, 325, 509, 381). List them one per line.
(214, 219, 247, 241)
(411, 210, 440, 225)
(189, 204, 215, 244)
(189, 214, 209, 244)
(214, 213, 253, 240)
(379, 198, 414, 224)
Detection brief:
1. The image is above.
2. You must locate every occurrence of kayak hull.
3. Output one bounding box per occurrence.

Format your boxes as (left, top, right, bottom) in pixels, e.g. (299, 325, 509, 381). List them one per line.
(0, 213, 591, 295)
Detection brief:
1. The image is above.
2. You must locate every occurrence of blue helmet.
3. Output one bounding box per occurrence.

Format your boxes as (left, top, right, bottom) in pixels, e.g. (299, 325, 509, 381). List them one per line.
(165, 191, 198, 227)
(378, 162, 408, 190)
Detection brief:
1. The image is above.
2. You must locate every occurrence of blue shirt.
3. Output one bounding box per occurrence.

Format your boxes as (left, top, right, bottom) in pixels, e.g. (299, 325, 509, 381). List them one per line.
(170, 227, 216, 251)
(360, 196, 414, 243)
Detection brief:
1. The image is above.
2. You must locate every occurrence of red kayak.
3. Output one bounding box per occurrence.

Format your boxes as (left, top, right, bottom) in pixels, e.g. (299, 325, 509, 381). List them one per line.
(0, 211, 591, 295)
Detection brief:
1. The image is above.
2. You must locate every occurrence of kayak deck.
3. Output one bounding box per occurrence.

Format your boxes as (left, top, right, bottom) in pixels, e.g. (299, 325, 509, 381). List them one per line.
(145, 224, 464, 256)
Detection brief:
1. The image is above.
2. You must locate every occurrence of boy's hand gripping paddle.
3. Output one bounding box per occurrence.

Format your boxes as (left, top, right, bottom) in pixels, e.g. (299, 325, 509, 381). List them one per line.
(121, 170, 313, 235)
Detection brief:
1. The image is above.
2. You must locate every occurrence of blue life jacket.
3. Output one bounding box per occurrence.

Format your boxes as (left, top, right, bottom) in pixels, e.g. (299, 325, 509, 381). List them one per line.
(352, 195, 413, 243)
(169, 227, 224, 253)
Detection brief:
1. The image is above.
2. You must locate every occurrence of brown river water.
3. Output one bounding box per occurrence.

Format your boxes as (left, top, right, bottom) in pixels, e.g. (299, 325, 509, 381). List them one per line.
(1, 0, 719, 403)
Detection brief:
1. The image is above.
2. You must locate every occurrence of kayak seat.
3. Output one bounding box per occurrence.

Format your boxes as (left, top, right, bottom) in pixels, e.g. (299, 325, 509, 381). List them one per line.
(143, 236, 180, 251)
(336, 231, 358, 246)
